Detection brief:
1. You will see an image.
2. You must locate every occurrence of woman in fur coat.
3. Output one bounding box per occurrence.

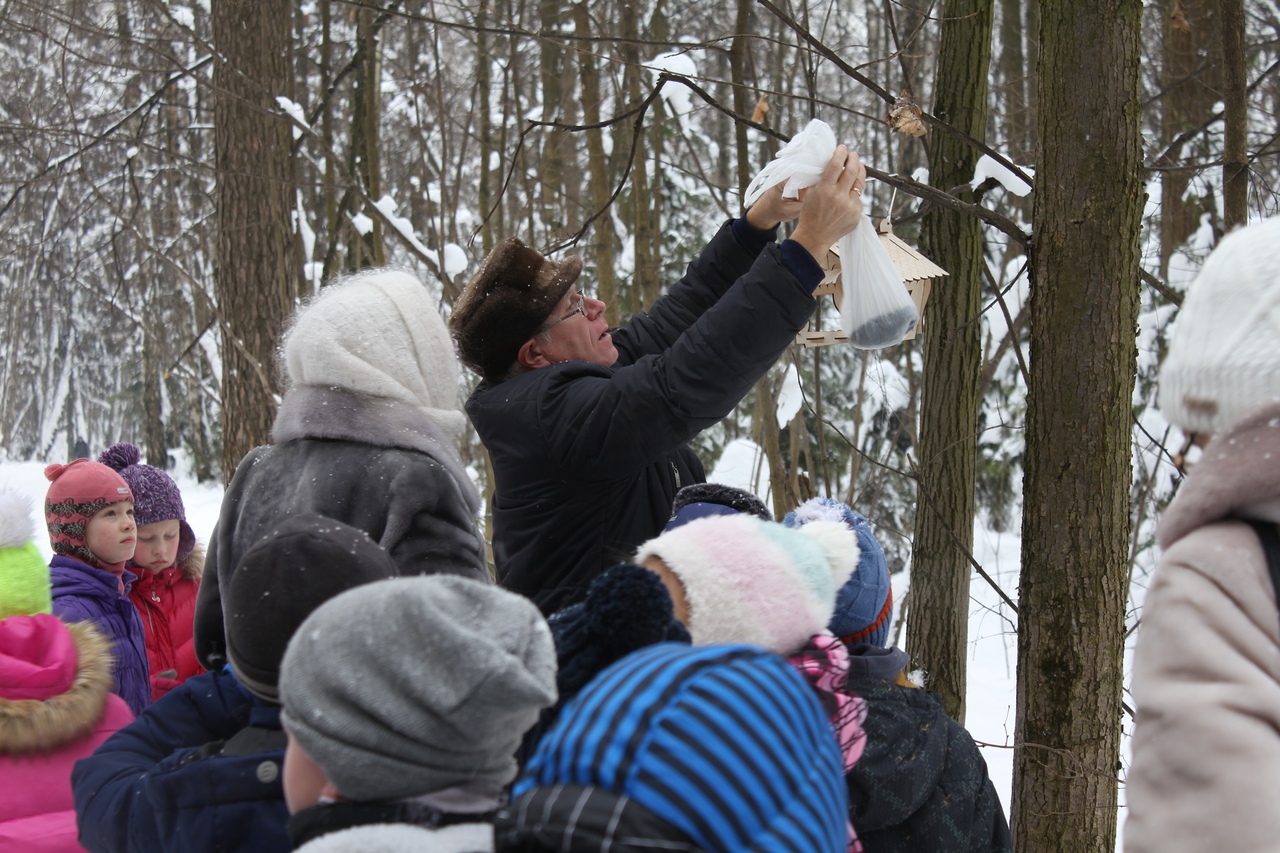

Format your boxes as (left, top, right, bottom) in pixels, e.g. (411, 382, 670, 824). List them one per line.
(0, 491, 134, 852)
(192, 267, 488, 670)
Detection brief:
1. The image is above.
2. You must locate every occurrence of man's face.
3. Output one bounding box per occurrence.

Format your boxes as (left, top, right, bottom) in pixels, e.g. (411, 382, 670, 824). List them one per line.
(534, 286, 618, 368)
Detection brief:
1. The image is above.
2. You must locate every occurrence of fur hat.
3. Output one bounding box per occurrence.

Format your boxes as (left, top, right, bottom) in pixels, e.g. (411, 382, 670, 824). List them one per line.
(664, 482, 772, 530)
(448, 237, 583, 382)
(43, 460, 134, 564)
(634, 514, 858, 654)
(785, 497, 894, 646)
(223, 513, 400, 703)
(0, 491, 52, 619)
(98, 443, 195, 564)
(1158, 216, 1280, 435)
(279, 575, 557, 801)
(283, 267, 467, 442)
(512, 643, 849, 853)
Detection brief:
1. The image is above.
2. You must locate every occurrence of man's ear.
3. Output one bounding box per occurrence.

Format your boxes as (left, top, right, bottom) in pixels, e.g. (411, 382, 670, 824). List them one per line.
(517, 337, 554, 370)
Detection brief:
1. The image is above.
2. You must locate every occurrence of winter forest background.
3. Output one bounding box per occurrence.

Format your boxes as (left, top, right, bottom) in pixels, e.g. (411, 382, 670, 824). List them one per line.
(0, 0, 1274, 849)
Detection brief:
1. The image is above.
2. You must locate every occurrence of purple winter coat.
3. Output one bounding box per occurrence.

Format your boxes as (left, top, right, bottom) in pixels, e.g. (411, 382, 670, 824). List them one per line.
(50, 556, 151, 716)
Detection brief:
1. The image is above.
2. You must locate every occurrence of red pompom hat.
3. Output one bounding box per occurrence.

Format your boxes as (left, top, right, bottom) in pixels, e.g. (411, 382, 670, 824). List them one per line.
(44, 460, 134, 566)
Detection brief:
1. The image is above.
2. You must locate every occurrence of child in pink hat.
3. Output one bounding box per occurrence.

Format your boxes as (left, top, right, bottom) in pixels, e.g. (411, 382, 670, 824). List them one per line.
(45, 458, 151, 715)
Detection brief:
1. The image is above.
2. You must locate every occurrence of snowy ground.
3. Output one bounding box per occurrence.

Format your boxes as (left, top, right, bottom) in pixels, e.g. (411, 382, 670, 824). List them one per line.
(2, 452, 1128, 845)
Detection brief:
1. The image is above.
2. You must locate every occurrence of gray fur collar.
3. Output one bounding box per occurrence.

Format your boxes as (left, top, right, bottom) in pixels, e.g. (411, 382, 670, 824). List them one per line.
(272, 386, 480, 513)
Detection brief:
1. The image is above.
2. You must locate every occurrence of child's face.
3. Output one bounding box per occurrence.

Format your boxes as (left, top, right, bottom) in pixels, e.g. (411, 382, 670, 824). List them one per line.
(135, 519, 181, 572)
(640, 555, 690, 625)
(283, 732, 333, 813)
(84, 501, 137, 565)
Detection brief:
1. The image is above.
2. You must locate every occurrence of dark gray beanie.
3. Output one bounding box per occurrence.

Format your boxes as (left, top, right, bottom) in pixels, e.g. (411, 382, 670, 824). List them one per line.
(224, 513, 400, 703)
(279, 575, 558, 802)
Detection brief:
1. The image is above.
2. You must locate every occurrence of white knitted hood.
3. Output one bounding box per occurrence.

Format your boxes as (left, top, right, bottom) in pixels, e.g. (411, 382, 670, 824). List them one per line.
(284, 269, 466, 441)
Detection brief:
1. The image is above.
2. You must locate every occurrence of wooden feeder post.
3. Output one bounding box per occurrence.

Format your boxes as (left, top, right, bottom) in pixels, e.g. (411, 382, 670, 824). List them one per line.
(796, 219, 949, 349)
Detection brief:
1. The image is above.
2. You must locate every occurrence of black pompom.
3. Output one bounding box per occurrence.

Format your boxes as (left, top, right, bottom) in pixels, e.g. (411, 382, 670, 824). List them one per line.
(584, 564, 676, 654)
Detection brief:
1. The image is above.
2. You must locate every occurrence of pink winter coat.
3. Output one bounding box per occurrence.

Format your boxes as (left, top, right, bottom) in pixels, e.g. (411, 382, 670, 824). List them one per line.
(0, 614, 134, 852)
(1125, 401, 1280, 853)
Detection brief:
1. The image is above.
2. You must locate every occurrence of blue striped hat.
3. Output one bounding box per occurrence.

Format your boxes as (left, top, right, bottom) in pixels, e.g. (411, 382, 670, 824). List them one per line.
(515, 643, 848, 853)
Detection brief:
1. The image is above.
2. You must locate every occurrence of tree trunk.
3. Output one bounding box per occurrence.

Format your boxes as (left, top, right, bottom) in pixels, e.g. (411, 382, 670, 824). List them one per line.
(1221, 0, 1247, 230)
(477, 0, 497, 255)
(908, 0, 993, 725)
(1157, 0, 1222, 275)
(539, 0, 568, 237)
(619, 1, 654, 312)
(730, 0, 752, 195)
(142, 326, 166, 469)
(998, 0, 1030, 162)
(1012, 0, 1142, 847)
(213, 0, 299, 479)
(347, 6, 385, 269)
(574, 1, 619, 323)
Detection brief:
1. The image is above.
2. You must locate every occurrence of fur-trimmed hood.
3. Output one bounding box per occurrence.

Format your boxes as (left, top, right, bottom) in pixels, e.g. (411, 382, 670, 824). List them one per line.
(178, 539, 205, 581)
(0, 618, 115, 754)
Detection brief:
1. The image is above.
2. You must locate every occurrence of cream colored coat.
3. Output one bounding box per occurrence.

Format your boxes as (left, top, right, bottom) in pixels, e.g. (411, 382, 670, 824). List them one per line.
(1125, 401, 1280, 853)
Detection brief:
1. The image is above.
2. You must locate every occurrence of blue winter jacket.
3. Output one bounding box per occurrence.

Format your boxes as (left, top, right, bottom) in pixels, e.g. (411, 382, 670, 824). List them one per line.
(71, 669, 290, 853)
(50, 555, 150, 716)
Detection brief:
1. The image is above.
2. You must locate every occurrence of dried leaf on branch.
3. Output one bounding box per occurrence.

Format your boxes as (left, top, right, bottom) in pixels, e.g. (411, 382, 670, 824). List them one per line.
(886, 88, 927, 137)
(751, 94, 769, 124)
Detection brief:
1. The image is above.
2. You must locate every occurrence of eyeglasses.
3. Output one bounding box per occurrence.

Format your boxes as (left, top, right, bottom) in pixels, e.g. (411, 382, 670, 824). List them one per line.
(540, 289, 588, 332)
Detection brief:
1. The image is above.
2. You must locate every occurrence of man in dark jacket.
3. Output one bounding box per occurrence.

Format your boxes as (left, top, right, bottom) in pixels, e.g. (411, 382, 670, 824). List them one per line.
(450, 147, 866, 614)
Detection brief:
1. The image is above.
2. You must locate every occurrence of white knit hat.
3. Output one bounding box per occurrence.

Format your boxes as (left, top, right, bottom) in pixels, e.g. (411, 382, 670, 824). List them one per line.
(284, 268, 466, 441)
(634, 514, 858, 655)
(1158, 217, 1280, 435)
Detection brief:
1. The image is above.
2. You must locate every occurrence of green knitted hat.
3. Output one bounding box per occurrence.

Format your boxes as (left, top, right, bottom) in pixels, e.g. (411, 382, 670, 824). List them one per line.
(0, 491, 52, 618)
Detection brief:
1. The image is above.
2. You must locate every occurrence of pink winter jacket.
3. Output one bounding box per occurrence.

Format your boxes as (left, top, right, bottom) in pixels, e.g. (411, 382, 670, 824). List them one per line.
(0, 614, 134, 853)
(1125, 401, 1280, 853)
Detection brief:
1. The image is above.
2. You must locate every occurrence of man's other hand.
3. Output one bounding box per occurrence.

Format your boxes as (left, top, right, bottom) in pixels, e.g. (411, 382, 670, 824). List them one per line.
(745, 182, 805, 230)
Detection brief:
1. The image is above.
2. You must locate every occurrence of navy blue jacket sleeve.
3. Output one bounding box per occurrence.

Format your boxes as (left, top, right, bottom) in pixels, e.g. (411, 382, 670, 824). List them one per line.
(610, 220, 774, 365)
(71, 671, 253, 853)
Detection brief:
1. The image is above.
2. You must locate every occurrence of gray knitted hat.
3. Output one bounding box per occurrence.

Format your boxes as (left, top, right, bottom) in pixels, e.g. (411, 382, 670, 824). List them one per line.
(279, 575, 558, 802)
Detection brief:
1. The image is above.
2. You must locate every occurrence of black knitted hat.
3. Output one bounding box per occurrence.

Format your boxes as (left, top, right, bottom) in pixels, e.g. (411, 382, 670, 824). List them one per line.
(664, 482, 772, 530)
(449, 237, 583, 382)
(224, 513, 399, 703)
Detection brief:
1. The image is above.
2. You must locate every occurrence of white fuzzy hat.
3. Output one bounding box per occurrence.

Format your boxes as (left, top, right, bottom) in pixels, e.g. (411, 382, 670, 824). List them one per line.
(284, 268, 465, 441)
(1158, 217, 1280, 435)
(633, 514, 858, 655)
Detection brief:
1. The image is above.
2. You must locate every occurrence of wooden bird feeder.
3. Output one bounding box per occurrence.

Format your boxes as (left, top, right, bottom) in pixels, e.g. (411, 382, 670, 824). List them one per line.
(797, 219, 949, 348)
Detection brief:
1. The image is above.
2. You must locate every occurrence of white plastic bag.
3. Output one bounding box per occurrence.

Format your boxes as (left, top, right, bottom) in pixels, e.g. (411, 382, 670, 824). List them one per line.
(744, 119, 918, 350)
(837, 218, 918, 348)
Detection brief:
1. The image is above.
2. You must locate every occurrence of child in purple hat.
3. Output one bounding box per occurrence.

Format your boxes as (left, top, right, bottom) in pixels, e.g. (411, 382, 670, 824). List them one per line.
(99, 443, 204, 701)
